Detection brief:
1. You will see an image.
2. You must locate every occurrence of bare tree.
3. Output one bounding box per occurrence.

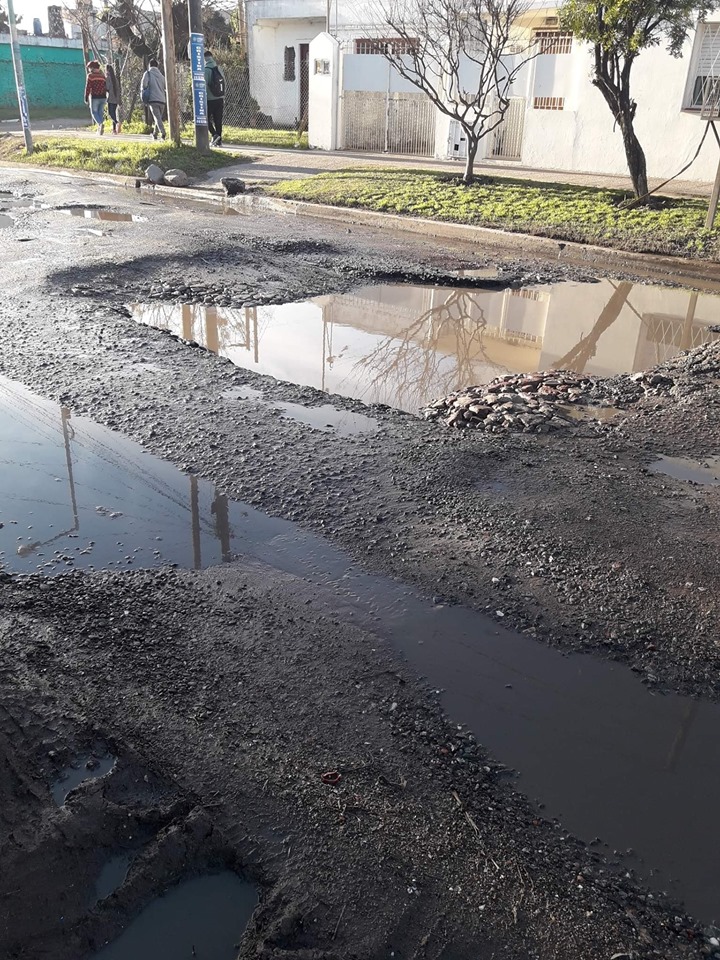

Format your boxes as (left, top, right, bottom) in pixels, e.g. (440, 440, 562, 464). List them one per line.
(366, 0, 539, 183)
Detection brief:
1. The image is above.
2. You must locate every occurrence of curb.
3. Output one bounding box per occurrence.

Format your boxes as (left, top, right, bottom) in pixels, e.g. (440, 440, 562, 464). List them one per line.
(3, 160, 720, 286)
(236, 193, 720, 287)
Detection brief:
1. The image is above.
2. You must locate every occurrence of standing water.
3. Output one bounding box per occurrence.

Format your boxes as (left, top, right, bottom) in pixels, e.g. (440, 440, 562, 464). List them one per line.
(130, 279, 720, 411)
(4, 377, 720, 922)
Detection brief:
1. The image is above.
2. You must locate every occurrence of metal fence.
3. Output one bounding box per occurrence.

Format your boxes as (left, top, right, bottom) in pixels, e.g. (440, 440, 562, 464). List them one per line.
(177, 60, 302, 130)
(489, 97, 526, 160)
(342, 89, 437, 156)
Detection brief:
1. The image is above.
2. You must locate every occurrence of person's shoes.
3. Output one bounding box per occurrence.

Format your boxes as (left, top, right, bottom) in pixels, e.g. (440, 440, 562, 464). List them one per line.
(215, 138, 222, 147)
(98, 124, 104, 136)
(152, 131, 158, 140)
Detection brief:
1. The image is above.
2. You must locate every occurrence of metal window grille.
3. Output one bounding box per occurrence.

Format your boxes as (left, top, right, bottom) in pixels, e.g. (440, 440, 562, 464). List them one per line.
(534, 30, 573, 55)
(533, 96, 565, 110)
(283, 46, 296, 82)
(354, 37, 417, 55)
(691, 23, 720, 112)
(314, 59, 331, 75)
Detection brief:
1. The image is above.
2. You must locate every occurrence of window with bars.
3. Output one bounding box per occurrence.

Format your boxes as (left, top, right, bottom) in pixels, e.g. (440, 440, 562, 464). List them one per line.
(283, 45, 296, 82)
(688, 23, 720, 107)
(354, 37, 417, 55)
(533, 96, 565, 110)
(314, 58, 330, 75)
(534, 30, 573, 55)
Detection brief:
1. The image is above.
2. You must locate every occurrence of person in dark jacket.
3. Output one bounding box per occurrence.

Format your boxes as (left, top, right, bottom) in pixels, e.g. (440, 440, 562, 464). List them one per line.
(204, 50, 226, 146)
(84, 61, 107, 135)
(105, 63, 122, 134)
(141, 58, 167, 140)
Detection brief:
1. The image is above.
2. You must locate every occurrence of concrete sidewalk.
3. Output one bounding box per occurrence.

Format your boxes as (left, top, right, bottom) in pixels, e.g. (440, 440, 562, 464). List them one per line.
(3, 123, 713, 198)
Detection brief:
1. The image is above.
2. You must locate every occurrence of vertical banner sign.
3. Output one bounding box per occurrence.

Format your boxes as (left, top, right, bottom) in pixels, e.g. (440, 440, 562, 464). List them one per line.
(189, 32, 208, 127)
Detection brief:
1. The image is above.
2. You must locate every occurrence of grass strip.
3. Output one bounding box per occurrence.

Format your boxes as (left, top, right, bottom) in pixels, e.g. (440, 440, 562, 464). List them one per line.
(0, 136, 236, 178)
(268, 168, 720, 258)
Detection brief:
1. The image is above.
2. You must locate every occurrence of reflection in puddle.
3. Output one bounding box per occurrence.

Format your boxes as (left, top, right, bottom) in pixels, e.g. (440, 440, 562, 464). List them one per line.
(130, 280, 720, 413)
(63, 209, 143, 222)
(52, 753, 116, 806)
(4, 377, 720, 918)
(0, 377, 239, 574)
(224, 387, 378, 435)
(95, 852, 133, 901)
(650, 455, 720, 485)
(93, 872, 257, 960)
(276, 401, 378, 436)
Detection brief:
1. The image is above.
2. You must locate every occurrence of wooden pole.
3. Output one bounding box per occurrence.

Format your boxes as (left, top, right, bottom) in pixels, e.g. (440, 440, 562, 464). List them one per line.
(160, 0, 181, 145)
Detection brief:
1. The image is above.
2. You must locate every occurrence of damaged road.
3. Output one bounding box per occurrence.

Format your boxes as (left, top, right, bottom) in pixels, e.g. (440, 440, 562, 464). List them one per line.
(1, 170, 720, 959)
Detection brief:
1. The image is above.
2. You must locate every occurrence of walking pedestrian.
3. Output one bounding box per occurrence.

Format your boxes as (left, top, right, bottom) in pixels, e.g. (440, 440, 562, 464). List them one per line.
(204, 50, 226, 147)
(84, 60, 107, 136)
(105, 63, 123, 135)
(141, 58, 167, 141)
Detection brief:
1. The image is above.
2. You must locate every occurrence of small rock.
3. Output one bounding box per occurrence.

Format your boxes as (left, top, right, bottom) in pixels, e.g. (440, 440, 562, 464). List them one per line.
(164, 168, 189, 188)
(145, 164, 165, 184)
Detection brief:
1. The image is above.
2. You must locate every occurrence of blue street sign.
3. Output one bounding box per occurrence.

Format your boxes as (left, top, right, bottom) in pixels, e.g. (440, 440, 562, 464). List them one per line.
(189, 32, 208, 127)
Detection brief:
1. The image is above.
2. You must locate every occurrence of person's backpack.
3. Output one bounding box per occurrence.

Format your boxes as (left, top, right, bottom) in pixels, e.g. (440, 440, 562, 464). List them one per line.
(141, 82, 151, 104)
(209, 65, 224, 98)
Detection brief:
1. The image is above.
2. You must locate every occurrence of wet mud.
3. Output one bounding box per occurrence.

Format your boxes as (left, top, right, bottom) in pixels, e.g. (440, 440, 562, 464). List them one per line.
(2, 171, 720, 958)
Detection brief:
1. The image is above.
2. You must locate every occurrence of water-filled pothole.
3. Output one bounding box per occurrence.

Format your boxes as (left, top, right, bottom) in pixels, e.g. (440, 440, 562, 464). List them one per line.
(223, 385, 377, 435)
(275, 401, 378, 436)
(650, 455, 720, 485)
(95, 851, 133, 901)
(0, 213, 14, 228)
(6, 376, 720, 921)
(52, 753, 116, 806)
(63, 209, 144, 222)
(130, 280, 720, 413)
(0, 377, 241, 573)
(93, 872, 257, 959)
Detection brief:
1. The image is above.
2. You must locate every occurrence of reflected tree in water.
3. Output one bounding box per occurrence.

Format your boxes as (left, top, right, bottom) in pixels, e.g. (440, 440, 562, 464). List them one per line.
(351, 289, 506, 409)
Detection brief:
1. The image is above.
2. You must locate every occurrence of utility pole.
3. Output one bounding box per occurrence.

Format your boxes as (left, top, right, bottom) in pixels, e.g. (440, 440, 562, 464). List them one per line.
(187, 0, 209, 153)
(6, 0, 33, 154)
(160, 0, 181, 145)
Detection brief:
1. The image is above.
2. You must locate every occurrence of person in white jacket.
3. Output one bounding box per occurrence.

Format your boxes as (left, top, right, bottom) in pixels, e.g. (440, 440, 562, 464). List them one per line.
(141, 59, 167, 140)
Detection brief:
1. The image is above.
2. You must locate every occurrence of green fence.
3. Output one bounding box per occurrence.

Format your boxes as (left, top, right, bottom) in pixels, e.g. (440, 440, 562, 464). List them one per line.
(0, 38, 87, 117)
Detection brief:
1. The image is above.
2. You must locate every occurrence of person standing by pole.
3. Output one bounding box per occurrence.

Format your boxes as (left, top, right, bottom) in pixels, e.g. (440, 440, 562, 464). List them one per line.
(105, 63, 122, 135)
(6, 0, 32, 154)
(204, 50, 225, 147)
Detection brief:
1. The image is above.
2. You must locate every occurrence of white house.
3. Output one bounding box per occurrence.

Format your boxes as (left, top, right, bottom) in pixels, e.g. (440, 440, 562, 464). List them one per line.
(244, 0, 720, 184)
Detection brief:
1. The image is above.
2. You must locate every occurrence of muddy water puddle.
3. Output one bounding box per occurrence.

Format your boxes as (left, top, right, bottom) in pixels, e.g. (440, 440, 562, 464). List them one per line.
(222, 385, 378, 436)
(0, 213, 14, 228)
(63, 209, 144, 223)
(131, 280, 720, 413)
(5, 377, 720, 921)
(93, 872, 257, 959)
(52, 753, 116, 806)
(95, 852, 133, 901)
(650, 454, 720, 485)
(0, 377, 244, 573)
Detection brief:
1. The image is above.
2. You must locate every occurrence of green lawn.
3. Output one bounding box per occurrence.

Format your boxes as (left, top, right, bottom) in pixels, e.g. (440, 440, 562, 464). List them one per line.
(0, 136, 236, 177)
(180, 124, 308, 149)
(268, 169, 720, 258)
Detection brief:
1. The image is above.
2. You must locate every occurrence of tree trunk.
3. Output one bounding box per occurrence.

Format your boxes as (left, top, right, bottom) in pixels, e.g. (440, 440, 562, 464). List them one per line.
(618, 112, 649, 200)
(462, 134, 479, 186)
